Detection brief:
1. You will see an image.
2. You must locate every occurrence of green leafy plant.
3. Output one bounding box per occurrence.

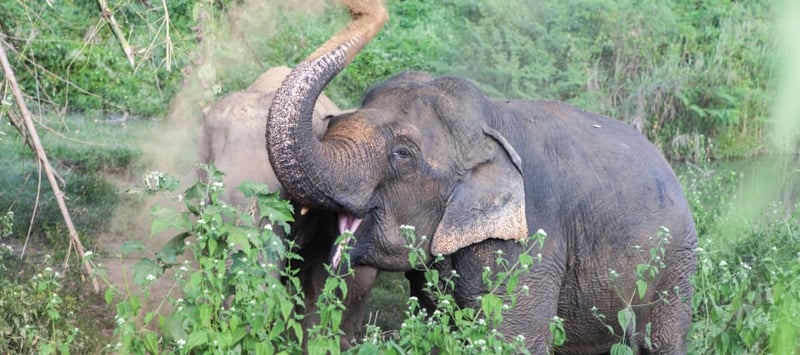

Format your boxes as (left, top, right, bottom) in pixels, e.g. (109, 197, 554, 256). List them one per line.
(589, 227, 674, 354)
(104, 165, 313, 353)
(0, 251, 100, 354)
(354, 225, 545, 354)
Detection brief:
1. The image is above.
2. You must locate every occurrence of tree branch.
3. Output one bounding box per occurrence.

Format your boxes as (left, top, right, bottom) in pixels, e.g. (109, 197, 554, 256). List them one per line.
(0, 38, 100, 293)
(96, 0, 135, 67)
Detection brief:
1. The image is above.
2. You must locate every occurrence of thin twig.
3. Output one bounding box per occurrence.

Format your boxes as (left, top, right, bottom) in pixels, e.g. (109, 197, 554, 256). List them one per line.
(96, 0, 135, 67)
(20, 160, 42, 260)
(0, 39, 100, 293)
(161, 0, 172, 71)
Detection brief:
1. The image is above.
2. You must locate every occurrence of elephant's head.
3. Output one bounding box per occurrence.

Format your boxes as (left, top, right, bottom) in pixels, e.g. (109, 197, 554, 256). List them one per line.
(267, 0, 528, 270)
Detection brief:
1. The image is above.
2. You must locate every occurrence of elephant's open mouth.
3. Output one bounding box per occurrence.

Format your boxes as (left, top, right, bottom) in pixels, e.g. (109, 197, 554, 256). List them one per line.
(331, 212, 363, 270)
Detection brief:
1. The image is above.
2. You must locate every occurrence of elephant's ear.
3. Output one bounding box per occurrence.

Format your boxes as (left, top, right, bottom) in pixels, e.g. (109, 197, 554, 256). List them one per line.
(431, 128, 528, 256)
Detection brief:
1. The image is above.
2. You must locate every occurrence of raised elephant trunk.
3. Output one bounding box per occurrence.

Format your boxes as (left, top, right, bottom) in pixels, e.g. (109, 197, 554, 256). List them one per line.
(266, 0, 389, 211)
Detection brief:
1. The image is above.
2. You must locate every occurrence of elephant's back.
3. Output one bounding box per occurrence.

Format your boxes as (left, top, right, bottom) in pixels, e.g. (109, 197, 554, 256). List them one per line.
(492, 98, 696, 251)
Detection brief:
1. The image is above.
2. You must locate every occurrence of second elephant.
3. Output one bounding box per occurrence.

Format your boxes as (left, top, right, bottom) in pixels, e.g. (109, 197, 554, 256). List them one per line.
(199, 66, 376, 348)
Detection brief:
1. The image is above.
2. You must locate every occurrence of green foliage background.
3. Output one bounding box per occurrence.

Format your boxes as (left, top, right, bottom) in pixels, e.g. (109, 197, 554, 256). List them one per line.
(1, 0, 776, 159)
(1, 0, 797, 354)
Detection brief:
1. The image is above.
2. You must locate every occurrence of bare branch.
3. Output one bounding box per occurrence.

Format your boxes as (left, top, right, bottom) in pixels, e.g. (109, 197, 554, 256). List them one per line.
(96, 0, 135, 67)
(0, 38, 100, 293)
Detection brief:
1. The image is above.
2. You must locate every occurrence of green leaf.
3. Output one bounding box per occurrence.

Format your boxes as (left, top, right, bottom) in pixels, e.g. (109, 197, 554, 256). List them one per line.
(156, 232, 190, 266)
(104, 287, 114, 304)
(186, 329, 209, 351)
(610, 343, 634, 355)
(355, 343, 381, 355)
(480, 293, 503, 318)
(133, 258, 162, 286)
(143, 330, 159, 354)
(636, 279, 648, 300)
(617, 306, 635, 332)
(150, 205, 188, 235)
(255, 190, 295, 233)
(120, 240, 146, 256)
(227, 226, 252, 255)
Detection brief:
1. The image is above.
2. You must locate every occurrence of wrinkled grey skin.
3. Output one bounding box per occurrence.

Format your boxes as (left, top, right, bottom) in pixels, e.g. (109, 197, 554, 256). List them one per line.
(199, 66, 377, 348)
(266, 1, 697, 353)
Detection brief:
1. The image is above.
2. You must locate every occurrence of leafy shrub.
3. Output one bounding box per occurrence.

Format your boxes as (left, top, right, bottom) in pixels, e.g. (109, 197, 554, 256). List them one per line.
(0, 0, 205, 115)
(0, 249, 104, 354)
(106, 166, 539, 353)
(683, 161, 800, 353)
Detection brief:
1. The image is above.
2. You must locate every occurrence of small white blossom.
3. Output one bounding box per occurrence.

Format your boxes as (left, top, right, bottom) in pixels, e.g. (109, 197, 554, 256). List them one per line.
(719, 260, 728, 267)
(176, 338, 186, 349)
(400, 225, 416, 232)
(536, 229, 547, 236)
(83, 251, 93, 257)
(146, 274, 156, 281)
(742, 263, 751, 271)
(264, 224, 273, 231)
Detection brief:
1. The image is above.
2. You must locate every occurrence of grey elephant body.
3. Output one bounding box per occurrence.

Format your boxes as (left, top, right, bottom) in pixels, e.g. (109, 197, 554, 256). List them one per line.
(345, 75, 696, 353)
(198, 66, 376, 348)
(265, 1, 696, 353)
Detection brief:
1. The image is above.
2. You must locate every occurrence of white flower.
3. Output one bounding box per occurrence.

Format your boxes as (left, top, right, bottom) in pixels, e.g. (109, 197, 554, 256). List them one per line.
(719, 260, 728, 267)
(84, 251, 93, 257)
(265, 224, 273, 231)
(742, 263, 752, 271)
(146, 274, 156, 281)
(176, 338, 186, 349)
(536, 228, 547, 236)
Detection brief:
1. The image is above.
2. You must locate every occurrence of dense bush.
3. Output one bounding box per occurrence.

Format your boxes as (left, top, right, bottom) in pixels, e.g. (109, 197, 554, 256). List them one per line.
(0, 0, 209, 115)
(2, 0, 775, 158)
(681, 162, 800, 353)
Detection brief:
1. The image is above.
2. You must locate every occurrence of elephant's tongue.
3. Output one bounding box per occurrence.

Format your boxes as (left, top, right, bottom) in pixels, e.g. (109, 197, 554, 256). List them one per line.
(332, 213, 362, 269)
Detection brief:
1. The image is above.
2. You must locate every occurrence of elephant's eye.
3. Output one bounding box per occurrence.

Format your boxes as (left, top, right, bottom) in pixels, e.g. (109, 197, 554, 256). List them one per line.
(391, 146, 413, 160)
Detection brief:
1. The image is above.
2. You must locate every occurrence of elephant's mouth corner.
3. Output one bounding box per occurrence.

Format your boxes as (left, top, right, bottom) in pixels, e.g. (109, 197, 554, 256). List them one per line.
(331, 211, 364, 271)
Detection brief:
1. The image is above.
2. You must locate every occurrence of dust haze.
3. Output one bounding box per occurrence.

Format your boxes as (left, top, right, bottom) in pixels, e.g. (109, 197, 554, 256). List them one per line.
(98, 0, 332, 308)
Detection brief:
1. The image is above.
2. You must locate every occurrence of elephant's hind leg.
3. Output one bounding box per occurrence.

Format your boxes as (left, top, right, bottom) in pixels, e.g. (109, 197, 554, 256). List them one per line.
(638, 247, 694, 354)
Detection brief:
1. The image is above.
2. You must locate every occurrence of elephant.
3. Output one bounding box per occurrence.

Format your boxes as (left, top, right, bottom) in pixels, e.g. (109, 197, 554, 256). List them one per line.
(198, 66, 377, 348)
(265, 1, 697, 353)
